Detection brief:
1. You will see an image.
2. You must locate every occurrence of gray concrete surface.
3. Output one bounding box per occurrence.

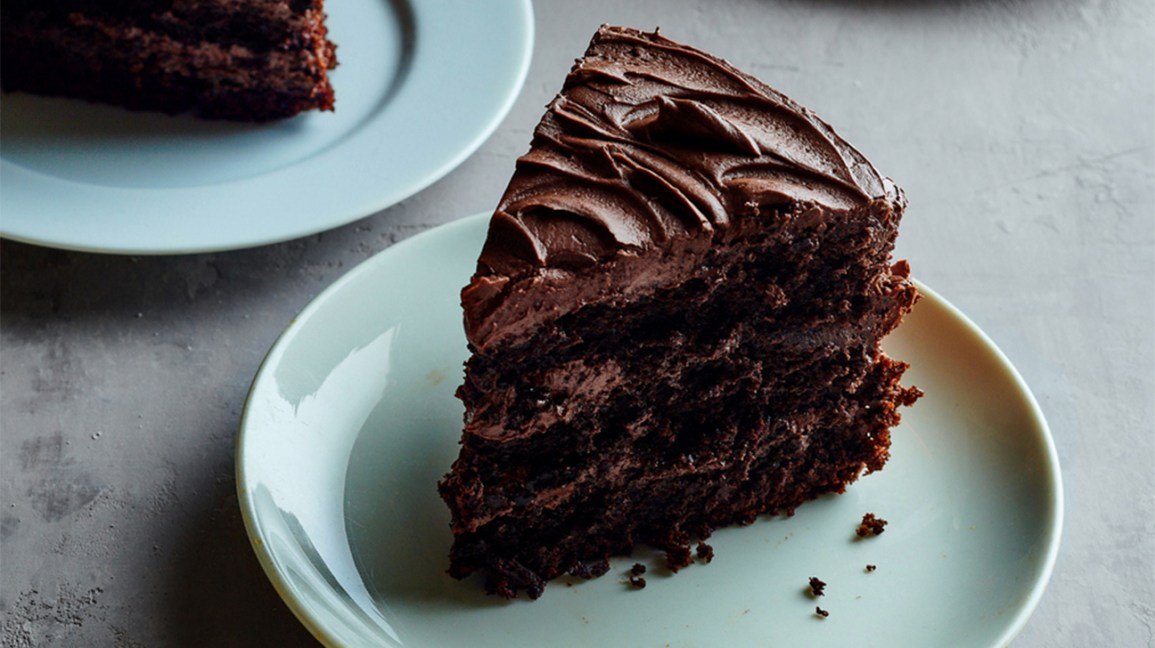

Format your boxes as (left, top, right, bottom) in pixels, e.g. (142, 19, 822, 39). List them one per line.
(2, 0, 1153, 645)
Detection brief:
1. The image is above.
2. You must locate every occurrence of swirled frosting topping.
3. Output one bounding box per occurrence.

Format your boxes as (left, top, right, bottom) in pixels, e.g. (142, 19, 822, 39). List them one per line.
(463, 26, 903, 350)
(476, 25, 895, 278)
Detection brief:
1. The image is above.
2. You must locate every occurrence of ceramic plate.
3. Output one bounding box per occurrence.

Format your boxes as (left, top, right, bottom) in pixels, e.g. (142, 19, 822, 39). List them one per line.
(0, 1, 532, 254)
(237, 213, 1063, 647)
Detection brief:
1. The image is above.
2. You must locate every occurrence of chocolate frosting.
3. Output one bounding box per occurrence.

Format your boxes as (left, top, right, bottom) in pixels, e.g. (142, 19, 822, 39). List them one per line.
(464, 25, 901, 351)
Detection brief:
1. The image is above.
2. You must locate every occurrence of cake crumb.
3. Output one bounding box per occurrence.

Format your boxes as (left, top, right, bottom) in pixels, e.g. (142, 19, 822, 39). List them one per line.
(666, 545, 693, 572)
(695, 542, 714, 563)
(626, 563, 647, 589)
(808, 577, 826, 597)
(815, 606, 830, 619)
(865, 564, 877, 573)
(856, 513, 888, 537)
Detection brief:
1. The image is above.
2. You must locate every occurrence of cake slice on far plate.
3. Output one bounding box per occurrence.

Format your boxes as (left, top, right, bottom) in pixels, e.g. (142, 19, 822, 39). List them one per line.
(1, 0, 337, 121)
(439, 25, 921, 599)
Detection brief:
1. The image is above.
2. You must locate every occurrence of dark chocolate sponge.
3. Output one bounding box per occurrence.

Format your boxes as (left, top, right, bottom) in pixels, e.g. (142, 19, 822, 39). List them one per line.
(439, 25, 920, 599)
(1, 0, 337, 121)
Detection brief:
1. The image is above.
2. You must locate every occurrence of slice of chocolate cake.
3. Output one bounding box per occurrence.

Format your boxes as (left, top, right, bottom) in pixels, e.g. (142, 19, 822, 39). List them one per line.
(1, 0, 337, 121)
(439, 25, 920, 599)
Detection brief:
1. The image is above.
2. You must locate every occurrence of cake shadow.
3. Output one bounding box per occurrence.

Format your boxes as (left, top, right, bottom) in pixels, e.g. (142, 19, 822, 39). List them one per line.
(0, 91, 317, 188)
(0, 91, 302, 143)
(0, 223, 362, 342)
(165, 461, 317, 646)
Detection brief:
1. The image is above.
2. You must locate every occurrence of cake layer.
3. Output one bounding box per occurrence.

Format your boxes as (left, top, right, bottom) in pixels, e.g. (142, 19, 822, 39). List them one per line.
(0, 0, 336, 121)
(443, 355, 917, 598)
(4, 0, 326, 52)
(448, 343, 907, 533)
(459, 202, 915, 446)
(459, 286, 909, 456)
(465, 198, 905, 354)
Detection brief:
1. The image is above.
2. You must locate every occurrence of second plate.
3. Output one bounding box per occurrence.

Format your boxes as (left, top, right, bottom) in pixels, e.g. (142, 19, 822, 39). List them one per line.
(0, 0, 532, 254)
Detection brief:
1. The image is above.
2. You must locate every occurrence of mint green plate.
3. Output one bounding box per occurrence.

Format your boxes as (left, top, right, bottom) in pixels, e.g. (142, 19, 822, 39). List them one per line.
(0, 1, 531, 254)
(238, 213, 1063, 647)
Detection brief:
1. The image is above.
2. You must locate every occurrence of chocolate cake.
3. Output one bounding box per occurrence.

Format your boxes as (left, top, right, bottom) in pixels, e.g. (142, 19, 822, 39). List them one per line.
(1, 0, 337, 121)
(438, 25, 921, 599)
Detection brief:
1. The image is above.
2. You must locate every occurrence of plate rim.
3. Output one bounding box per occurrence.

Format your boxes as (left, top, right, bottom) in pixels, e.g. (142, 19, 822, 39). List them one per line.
(0, 0, 534, 255)
(236, 213, 1064, 647)
(910, 281, 1064, 648)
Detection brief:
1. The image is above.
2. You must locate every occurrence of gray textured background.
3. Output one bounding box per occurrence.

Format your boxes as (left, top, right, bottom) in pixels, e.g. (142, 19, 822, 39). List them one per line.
(2, 0, 1153, 645)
